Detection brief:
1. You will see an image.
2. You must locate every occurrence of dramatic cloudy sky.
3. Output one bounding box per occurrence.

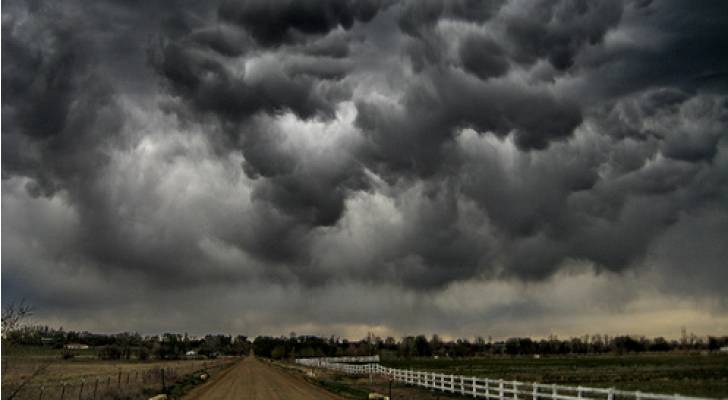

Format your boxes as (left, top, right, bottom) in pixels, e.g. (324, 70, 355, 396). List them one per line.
(2, 0, 727, 339)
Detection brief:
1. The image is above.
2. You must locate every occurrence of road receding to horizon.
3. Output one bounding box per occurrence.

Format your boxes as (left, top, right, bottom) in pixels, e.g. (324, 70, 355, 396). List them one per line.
(184, 357, 343, 400)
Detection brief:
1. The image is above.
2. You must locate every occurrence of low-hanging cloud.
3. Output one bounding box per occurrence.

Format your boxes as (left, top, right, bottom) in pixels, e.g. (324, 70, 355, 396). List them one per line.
(2, 0, 727, 336)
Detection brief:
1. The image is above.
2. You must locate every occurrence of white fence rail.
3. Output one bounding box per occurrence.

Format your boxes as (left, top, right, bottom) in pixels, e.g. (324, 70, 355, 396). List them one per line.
(295, 355, 379, 365)
(295, 359, 716, 400)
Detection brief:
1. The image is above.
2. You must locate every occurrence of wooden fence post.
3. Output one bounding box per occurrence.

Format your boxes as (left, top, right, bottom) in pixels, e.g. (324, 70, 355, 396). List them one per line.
(117, 371, 121, 391)
(532, 383, 538, 400)
(499, 379, 504, 400)
(60, 383, 66, 400)
(161, 368, 166, 392)
(513, 380, 518, 399)
(93, 379, 98, 400)
(38, 385, 44, 400)
(78, 380, 84, 400)
(472, 376, 477, 398)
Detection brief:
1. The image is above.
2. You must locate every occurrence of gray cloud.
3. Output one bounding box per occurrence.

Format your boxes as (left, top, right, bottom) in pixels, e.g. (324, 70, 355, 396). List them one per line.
(2, 0, 728, 336)
(218, 0, 387, 47)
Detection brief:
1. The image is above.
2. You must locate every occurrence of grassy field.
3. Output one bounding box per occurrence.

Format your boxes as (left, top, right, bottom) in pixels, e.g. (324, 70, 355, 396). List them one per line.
(381, 353, 728, 398)
(1, 346, 236, 399)
(2, 344, 99, 359)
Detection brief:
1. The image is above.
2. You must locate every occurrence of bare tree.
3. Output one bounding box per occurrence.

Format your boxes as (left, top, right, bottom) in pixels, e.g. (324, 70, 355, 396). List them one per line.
(2, 300, 34, 336)
(2, 300, 48, 400)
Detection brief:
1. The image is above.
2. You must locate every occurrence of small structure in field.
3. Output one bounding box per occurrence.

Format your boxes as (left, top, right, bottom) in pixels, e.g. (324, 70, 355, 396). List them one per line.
(64, 343, 89, 350)
(720, 346, 728, 352)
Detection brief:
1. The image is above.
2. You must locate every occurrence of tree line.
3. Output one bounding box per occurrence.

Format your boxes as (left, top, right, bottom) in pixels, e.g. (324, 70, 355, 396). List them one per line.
(4, 325, 251, 360)
(5, 325, 727, 361)
(253, 332, 728, 360)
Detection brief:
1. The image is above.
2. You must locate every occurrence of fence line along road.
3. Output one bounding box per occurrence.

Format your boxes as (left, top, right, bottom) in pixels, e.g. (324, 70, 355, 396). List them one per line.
(295, 358, 718, 400)
(296, 355, 380, 365)
(3, 359, 236, 400)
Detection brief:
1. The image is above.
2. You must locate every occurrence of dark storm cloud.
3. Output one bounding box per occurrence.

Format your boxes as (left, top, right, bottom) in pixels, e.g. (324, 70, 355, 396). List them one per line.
(498, 0, 623, 71)
(398, 0, 505, 36)
(1, 1, 121, 195)
(153, 42, 338, 121)
(459, 33, 510, 80)
(218, 0, 387, 47)
(3, 0, 728, 332)
(355, 68, 583, 178)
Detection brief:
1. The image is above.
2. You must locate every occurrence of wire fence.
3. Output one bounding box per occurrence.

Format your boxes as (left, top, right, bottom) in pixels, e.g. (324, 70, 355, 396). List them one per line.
(3, 359, 236, 400)
(295, 358, 717, 400)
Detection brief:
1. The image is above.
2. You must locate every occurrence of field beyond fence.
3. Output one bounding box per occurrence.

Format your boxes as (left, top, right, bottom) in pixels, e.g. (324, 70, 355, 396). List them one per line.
(1, 358, 236, 400)
(296, 354, 728, 399)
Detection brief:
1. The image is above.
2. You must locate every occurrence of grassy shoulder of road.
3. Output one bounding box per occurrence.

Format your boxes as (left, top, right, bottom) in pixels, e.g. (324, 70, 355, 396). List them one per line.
(269, 359, 370, 399)
(277, 360, 470, 400)
(165, 360, 238, 399)
(381, 352, 728, 398)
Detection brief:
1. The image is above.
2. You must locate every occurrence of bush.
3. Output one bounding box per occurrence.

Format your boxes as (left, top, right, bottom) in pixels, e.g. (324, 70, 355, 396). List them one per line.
(99, 345, 122, 360)
(137, 346, 150, 361)
(271, 345, 286, 360)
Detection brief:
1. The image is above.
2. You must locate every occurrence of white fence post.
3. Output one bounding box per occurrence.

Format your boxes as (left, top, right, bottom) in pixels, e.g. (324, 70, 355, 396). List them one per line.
(300, 357, 704, 400)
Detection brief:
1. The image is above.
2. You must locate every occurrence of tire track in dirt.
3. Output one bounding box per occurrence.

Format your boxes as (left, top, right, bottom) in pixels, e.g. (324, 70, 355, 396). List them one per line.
(183, 357, 344, 400)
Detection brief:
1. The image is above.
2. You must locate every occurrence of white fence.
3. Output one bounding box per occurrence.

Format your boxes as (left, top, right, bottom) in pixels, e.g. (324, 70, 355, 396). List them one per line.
(295, 355, 379, 365)
(295, 359, 717, 400)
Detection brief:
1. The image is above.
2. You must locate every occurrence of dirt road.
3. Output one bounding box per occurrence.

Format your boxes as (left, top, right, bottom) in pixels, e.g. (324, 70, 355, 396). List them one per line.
(184, 357, 344, 400)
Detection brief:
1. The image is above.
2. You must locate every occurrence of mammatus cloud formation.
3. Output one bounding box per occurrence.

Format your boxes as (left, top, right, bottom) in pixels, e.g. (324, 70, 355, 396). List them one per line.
(2, 0, 727, 338)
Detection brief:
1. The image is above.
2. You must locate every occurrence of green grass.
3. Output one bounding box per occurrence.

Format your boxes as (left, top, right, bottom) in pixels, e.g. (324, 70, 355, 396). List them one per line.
(308, 374, 370, 399)
(165, 369, 207, 397)
(381, 353, 728, 398)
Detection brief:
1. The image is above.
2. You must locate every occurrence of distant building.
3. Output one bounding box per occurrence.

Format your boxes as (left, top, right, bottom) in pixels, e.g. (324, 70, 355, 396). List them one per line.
(64, 343, 89, 350)
(40, 338, 54, 346)
(185, 350, 197, 357)
(720, 346, 728, 352)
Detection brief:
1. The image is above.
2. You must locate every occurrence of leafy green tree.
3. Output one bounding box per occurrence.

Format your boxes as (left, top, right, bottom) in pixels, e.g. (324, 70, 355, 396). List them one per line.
(271, 345, 286, 359)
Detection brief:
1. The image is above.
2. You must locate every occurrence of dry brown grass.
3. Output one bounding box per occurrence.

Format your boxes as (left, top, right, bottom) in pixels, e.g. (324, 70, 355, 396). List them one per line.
(1, 356, 236, 400)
